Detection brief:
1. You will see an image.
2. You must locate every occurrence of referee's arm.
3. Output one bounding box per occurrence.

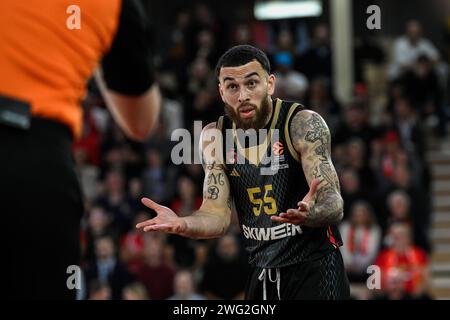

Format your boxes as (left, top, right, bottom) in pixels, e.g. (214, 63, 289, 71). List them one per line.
(97, 0, 161, 141)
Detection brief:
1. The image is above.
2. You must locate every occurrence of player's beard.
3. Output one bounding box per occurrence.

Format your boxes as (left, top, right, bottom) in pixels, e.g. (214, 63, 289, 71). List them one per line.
(224, 95, 272, 130)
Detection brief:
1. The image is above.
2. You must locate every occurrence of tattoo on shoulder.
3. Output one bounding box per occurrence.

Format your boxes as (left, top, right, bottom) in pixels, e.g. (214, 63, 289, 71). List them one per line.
(304, 113, 328, 144)
(291, 112, 329, 150)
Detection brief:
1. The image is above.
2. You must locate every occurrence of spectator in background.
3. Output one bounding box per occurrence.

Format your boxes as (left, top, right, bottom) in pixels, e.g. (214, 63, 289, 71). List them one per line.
(339, 168, 375, 219)
(372, 268, 413, 300)
(192, 29, 220, 68)
(160, 95, 185, 140)
(136, 233, 175, 300)
(187, 58, 214, 98)
(372, 131, 409, 190)
(385, 187, 430, 253)
(340, 201, 381, 282)
(232, 23, 253, 46)
(171, 175, 203, 217)
(345, 138, 378, 194)
(73, 99, 103, 167)
(334, 101, 377, 151)
(183, 58, 222, 129)
(88, 281, 112, 300)
(96, 170, 136, 235)
(167, 175, 204, 269)
(146, 119, 174, 153)
(168, 270, 207, 300)
(74, 148, 100, 202)
(142, 148, 174, 205)
(201, 234, 249, 300)
(163, 9, 195, 90)
(386, 190, 412, 227)
(122, 282, 150, 300)
(128, 178, 142, 197)
(82, 205, 118, 263)
(191, 3, 226, 65)
(120, 212, 150, 274)
(188, 85, 223, 129)
(298, 23, 333, 81)
(392, 98, 426, 163)
(389, 20, 440, 80)
(305, 77, 341, 132)
(181, 163, 205, 197)
(400, 55, 446, 136)
(101, 124, 127, 174)
(84, 236, 133, 300)
(273, 52, 309, 101)
(375, 222, 430, 298)
(276, 29, 297, 55)
(100, 121, 147, 179)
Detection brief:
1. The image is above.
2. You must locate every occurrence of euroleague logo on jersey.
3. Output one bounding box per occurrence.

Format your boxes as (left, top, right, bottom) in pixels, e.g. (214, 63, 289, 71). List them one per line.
(270, 141, 289, 172)
(272, 141, 284, 156)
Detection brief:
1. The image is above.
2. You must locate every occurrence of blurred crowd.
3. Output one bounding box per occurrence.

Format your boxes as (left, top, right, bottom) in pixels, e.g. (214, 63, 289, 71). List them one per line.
(73, 3, 449, 300)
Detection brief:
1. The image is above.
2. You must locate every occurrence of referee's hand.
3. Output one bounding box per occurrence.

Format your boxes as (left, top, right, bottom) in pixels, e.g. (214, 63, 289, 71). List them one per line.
(270, 178, 320, 225)
(136, 198, 187, 234)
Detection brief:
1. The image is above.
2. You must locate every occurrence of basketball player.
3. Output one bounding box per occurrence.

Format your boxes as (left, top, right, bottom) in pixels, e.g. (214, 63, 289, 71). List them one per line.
(137, 45, 350, 300)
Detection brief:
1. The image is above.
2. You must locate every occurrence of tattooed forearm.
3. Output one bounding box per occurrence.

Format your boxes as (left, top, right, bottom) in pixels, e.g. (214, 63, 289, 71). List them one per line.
(303, 187, 343, 227)
(207, 172, 225, 186)
(204, 186, 220, 200)
(291, 110, 343, 226)
(205, 161, 223, 171)
(317, 162, 341, 193)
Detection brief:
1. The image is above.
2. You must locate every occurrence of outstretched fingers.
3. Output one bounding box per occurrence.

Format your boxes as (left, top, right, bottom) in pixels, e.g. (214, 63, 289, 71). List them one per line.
(136, 218, 157, 229)
(143, 223, 179, 233)
(141, 197, 162, 211)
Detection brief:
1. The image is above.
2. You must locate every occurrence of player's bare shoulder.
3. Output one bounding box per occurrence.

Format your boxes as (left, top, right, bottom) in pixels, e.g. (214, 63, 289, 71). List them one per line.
(289, 109, 331, 154)
(200, 121, 225, 170)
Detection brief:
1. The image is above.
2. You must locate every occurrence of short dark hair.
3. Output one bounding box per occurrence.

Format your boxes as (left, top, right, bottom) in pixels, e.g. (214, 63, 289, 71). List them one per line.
(215, 45, 271, 78)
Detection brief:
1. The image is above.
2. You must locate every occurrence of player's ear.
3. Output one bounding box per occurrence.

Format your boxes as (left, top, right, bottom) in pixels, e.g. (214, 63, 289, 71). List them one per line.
(267, 74, 276, 95)
(218, 82, 225, 102)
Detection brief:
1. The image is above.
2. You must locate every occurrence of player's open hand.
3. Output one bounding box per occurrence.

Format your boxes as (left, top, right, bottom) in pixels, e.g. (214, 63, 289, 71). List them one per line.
(136, 197, 187, 234)
(270, 178, 320, 225)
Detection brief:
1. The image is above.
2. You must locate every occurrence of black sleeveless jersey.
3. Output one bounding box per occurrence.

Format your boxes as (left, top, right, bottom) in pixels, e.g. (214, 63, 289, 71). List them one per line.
(217, 98, 343, 268)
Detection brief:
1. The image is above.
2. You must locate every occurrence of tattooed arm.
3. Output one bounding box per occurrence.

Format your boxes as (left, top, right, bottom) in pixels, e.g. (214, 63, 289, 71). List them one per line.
(136, 122, 232, 239)
(184, 121, 232, 238)
(290, 110, 343, 227)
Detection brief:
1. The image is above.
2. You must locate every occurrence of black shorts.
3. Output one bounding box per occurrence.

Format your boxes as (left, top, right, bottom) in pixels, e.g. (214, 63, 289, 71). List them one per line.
(245, 249, 350, 300)
(0, 118, 83, 299)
